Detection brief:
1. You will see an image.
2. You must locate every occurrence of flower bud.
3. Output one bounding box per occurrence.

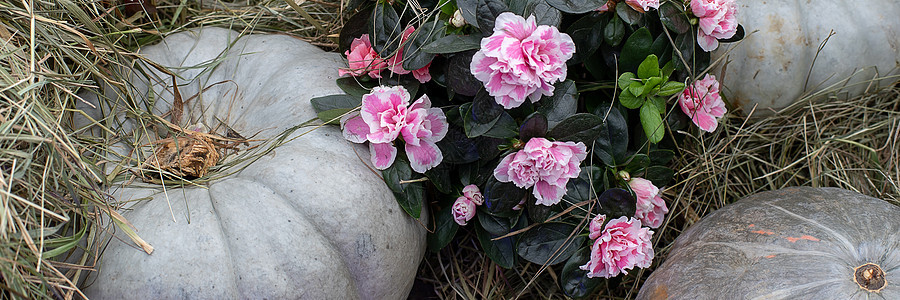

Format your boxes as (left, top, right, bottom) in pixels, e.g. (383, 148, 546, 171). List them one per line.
(450, 10, 466, 27)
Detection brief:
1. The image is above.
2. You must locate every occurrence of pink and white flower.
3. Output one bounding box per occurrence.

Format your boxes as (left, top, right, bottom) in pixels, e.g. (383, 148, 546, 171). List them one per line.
(387, 26, 433, 83)
(690, 0, 738, 52)
(629, 177, 669, 229)
(470, 13, 575, 109)
(462, 184, 484, 205)
(341, 86, 448, 172)
(625, 0, 660, 13)
(588, 214, 607, 240)
(452, 197, 477, 226)
(580, 216, 654, 278)
(678, 74, 726, 132)
(339, 34, 387, 78)
(494, 138, 587, 206)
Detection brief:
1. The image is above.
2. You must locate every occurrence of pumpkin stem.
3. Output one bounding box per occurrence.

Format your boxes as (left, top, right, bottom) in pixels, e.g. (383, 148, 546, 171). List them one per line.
(854, 263, 886, 292)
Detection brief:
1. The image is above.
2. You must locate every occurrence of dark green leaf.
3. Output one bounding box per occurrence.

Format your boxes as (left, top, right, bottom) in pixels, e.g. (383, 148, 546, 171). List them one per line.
(545, 0, 605, 14)
(476, 136, 505, 161)
(644, 166, 674, 187)
(619, 27, 652, 72)
(659, 2, 690, 34)
(650, 32, 671, 60)
(673, 33, 695, 71)
(657, 81, 685, 97)
(483, 112, 519, 139)
(562, 167, 595, 203)
(422, 34, 483, 54)
(437, 126, 481, 164)
(438, 0, 459, 16)
(537, 80, 578, 128)
(519, 113, 548, 142)
(526, 196, 554, 223)
(548, 113, 604, 145)
(335, 77, 371, 98)
(603, 14, 625, 47)
(382, 156, 425, 218)
(463, 102, 500, 138)
(618, 89, 643, 110)
(482, 177, 527, 217)
(427, 205, 459, 252)
(447, 51, 481, 96)
(561, 246, 601, 298)
(516, 223, 585, 265)
(525, 0, 562, 27)
(649, 149, 675, 166)
(593, 103, 628, 166)
(339, 8, 372, 53)
(623, 153, 650, 173)
(640, 102, 664, 144)
(476, 0, 510, 36)
(310, 94, 361, 113)
(402, 20, 444, 71)
(476, 220, 517, 269)
(473, 88, 504, 123)
(615, 0, 642, 25)
(637, 54, 660, 79)
(478, 212, 517, 236)
(317, 108, 352, 125)
(718, 24, 745, 43)
(425, 162, 453, 194)
(371, 3, 402, 57)
(661, 60, 675, 78)
(568, 13, 606, 64)
(597, 188, 635, 219)
(457, 0, 480, 29)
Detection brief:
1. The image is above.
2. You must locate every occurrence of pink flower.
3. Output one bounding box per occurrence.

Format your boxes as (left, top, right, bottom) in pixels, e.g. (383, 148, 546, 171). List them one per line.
(580, 217, 654, 278)
(690, 0, 738, 52)
(596, 0, 615, 12)
(452, 197, 476, 226)
(629, 177, 669, 229)
(462, 184, 484, 205)
(387, 26, 433, 83)
(588, 214, 607, 240)
(341, 86, 448, 172)
(625, 0, 660, 13)
(494, 138, 587, 206)
(339, 34, 387, 78)
(470, 13, 575, 109)
(678, 74, 727, 132)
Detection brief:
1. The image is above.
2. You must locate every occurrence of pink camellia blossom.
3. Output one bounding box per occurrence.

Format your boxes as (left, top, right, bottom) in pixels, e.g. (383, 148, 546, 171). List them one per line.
(690, 0, 738, 52)
(340, 86, 448, 172)
(462, 184, 484, 205)
(678, 74, 727, 133)
(452, 197, 477, 226)
(625, 0, 660, 13)
(629, 177, 669, 229)
(339, 34, 387, 78)
(580, 216, 654, 278)
(470, 13, 575, 109)
(588, 214, 607, 240)
(494, 138, 587, 206)
(387, 26, 433, 83)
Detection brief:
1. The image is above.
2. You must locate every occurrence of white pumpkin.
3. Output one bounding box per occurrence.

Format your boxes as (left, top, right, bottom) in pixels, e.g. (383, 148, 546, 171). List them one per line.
(712, 1, 900, 116)
(78, 28, 426, 299)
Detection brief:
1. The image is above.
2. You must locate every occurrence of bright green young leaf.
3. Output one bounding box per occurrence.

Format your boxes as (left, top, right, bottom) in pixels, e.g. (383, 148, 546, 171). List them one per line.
(658, 81, 686, 97)
(618, 89, 643, 110)
(650, 96, 666, 113)
(617, 72, 636, 90)
(640, 102, 664, 143)
(628, 82, 645, 98)
(637, 54, 660, 79)
(644, 77, 664, 95)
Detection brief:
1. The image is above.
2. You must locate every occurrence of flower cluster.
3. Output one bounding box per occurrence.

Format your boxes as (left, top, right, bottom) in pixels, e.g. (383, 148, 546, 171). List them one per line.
(452, 185, 484, 225)
(494, 138, 587, 206)
(341, 86, 448, 173)
(690, 0, 739, 52)
(580, 215, 654, 278)
(470, 13, 575, 109)
(678, 74, 727, 132)
(629, 177, 669, 228)
(339, 27, 432, 83)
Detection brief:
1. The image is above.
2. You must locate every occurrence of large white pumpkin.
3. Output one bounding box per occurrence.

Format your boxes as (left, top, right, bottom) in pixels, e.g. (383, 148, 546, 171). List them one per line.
(712, 1, 900, 116)
(78, 28, 426, 299)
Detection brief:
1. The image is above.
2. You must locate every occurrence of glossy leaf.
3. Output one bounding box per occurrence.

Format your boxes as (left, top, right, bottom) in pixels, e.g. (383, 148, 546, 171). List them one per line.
(437, 126, 481, 164)
(617, 72, 636, 90)
(478, 212, 517, 236)
(335, 77, 371, 98)
(619, 27, 653, 72)
(421, 34, 483, 54)
(593, 103, 628, 167)
(640, 102, 664, 144)
(659, 2, 690, 34)
(618, 89, 643, 110)
(568, 13, 606, 64)
(371, 2, 402, 57)
(604, 14, 625, 47)
(548, 113, 604, 145)
(519, 113, 549, 142)
(597, 188, 636, 219)
(317, 108, 352, 125)
(447, 51, 481, 96)
(516, 223, 585, 265)
(427, 205, 459, 252)
(537, 80, 578, 128)
(649, 149, 675, 166)
(644, 165, 675, 187)
(457, 0, 480, 29)
(483, 112, 519, 139)
(560, 246, 602, 298)
(382, 156, 424, 218)
(658, 81, 685, 97)
(476, 0, 510, 36)
(310, 94, 360, 113)
(463, 102, 501, 138)
(473, 88, 504, 123)
(624, 154, 650, 173)
(476, 222, 517, 269)
(482, 177, 528, 217)
(402, 20, 444, 71)
(637, 54, 660, 79)
(425, 162, 453, 194)
(545, 0, 606, 14)
(615, 0, 642, 25)
(525, 0, 562, 27)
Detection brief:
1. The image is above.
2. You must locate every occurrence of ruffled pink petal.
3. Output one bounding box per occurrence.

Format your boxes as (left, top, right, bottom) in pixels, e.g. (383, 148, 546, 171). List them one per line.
(494, 12, 536, 40)
(412, 63, 432, 83)
(692, 110, 719, 132)
(493, 153, 516, 183)
(369, 142, 397, 170)
(406, 141, 443, 173)
(533, 180, 565, 206)
(697, 30, 719, 52)
(424, 107, 448, 142)
(340, 114, 369, 143)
